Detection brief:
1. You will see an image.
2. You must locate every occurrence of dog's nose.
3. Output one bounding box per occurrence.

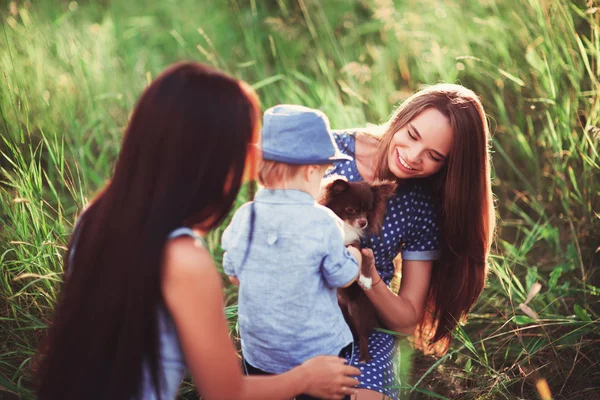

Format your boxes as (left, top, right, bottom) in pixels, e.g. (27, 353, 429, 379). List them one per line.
(358, 218, 368, 229)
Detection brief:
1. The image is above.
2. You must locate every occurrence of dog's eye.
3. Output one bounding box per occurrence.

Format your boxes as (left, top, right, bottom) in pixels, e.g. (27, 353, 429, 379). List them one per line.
(345, 207, 356, 215)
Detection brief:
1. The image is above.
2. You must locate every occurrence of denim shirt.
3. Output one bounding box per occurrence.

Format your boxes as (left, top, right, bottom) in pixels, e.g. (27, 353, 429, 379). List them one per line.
(221, 189, 359, 374)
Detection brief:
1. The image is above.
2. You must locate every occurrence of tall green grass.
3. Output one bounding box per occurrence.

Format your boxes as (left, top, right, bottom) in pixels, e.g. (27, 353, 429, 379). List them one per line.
(1, 0, 598, 398)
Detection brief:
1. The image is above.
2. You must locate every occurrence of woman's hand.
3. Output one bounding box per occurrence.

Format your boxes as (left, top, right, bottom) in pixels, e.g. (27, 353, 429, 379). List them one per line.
(299, 356, 361, 399)
(361, 248, 376, 276)
(357, 248, 383, 290)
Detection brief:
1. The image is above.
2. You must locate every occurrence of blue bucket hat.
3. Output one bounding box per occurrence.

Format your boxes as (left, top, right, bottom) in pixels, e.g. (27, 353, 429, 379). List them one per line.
(260, 104, 352, 165)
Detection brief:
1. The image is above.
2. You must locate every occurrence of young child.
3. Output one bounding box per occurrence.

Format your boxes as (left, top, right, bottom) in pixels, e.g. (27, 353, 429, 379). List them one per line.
(221, 105, 361, 387)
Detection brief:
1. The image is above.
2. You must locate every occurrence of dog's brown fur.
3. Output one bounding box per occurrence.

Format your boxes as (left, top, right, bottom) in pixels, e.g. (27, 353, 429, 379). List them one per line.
(320, 178, 397, 362)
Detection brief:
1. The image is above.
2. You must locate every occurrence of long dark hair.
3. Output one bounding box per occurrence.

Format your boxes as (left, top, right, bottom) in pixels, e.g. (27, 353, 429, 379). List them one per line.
(36, 62, 261, 399)
(371, 84, 495, 346)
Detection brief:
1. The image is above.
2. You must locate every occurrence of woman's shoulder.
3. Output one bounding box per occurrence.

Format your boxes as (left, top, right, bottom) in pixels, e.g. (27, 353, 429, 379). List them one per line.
(331, 129, 356, 138)
(163, 234, 216, 287)
(328, 130, 360, 181)
(164, 228, 212, 270)
(331, 129, 356, 155)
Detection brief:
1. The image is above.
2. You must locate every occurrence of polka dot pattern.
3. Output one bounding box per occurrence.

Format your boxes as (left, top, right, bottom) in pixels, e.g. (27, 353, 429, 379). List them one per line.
(328, 131, 442, 398)
(340, 331, 399, 398)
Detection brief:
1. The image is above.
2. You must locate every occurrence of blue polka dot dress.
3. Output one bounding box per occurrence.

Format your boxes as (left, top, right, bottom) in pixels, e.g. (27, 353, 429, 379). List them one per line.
(327, 131, 442, 399)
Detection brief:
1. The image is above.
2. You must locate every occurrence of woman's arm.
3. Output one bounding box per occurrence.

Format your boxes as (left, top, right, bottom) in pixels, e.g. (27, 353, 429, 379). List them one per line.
(359, 249, 432, 335)
(162, 238, 360, 400)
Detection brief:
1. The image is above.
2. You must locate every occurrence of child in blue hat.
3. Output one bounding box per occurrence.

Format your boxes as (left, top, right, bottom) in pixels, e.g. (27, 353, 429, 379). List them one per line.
(221, 105, 361, 398)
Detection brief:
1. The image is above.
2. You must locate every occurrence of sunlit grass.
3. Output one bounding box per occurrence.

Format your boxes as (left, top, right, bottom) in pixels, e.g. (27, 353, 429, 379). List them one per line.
(1, 0, 598, 398)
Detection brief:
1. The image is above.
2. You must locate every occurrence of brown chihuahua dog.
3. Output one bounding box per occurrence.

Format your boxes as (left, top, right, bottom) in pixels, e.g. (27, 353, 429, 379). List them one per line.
(320, 177, 397, 362)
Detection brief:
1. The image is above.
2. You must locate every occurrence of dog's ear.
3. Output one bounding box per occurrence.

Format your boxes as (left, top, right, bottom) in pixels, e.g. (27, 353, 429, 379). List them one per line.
(367, 180, 398, 234)
(318, 175, 348, 205)
(372, 180, 397, 200)
(331, 179, 349, 194)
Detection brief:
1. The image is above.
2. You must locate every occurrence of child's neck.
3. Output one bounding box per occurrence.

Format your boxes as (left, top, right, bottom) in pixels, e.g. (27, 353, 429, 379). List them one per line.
(264, 177, 315, 198)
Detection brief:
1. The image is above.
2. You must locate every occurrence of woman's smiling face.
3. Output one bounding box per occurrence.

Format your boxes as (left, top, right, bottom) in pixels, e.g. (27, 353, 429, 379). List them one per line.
(387, 107, 454, 179)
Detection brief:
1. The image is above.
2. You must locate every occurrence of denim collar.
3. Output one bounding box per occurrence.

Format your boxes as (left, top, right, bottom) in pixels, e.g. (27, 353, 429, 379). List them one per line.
(254, 188, 315, 205)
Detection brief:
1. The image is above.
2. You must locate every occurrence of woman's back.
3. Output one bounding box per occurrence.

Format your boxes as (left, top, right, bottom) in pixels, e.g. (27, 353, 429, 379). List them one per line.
(138, 228, 204, 399)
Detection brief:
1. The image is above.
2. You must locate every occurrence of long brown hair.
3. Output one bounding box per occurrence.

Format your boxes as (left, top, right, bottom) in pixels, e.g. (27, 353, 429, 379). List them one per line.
(371, 84, 495, 345)
(36, 62, 261, 400)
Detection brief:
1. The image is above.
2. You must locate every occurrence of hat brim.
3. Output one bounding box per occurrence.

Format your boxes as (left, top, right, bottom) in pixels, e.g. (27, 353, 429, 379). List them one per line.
(261, 149, 353, 165)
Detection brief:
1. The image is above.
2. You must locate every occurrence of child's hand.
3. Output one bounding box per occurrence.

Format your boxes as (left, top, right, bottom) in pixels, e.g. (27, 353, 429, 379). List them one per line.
(228, 276, 240, 286)
(346, 245, 362, 266)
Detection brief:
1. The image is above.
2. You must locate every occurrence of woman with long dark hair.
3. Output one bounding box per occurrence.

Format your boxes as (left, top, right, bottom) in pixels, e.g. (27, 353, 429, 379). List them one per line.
(35, 62, 360, 400)
(325, 84, 495, 399)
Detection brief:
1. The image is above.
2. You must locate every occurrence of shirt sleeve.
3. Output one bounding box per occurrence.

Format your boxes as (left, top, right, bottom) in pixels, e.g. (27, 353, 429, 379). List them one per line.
(325, 131, 354, 179)
(401, 189, 441, 261)
(221, 206, 248, 277)
(321, 215, 360, 288)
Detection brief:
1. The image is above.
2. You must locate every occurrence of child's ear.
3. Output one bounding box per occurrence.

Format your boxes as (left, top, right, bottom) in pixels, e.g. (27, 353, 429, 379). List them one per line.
(307, 164, 327, 180)
(368, 180, 398, 235)
(303, 165, 317, 181)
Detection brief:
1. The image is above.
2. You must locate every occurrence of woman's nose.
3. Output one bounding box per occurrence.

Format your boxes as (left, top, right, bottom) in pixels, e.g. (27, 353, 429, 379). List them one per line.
(406, 147, 423, 164)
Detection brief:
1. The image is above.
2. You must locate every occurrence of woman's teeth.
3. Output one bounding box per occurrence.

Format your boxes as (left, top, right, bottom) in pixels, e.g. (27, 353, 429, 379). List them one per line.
(397, 149, 414, 170)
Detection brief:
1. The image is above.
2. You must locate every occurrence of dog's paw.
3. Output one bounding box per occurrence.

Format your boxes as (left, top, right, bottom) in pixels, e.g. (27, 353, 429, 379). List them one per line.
(357, 274, 372, 290)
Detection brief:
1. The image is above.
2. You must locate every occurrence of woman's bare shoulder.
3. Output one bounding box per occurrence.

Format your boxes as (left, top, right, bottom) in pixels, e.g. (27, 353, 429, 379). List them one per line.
(163, 236, 216, 279)
(355, 131, 380, 154)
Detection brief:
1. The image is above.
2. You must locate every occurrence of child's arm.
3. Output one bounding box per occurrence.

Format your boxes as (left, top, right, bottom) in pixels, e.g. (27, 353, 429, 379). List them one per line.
(321, 217, 361, 288)
(338, 246, 361, 288)
(221, 206, 247, 284)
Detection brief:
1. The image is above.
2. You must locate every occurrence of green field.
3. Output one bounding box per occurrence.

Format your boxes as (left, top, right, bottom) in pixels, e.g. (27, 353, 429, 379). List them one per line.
(1, 0, 599, 399)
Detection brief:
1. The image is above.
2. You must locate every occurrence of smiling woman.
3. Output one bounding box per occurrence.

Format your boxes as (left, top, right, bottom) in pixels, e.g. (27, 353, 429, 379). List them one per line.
(325, 83, 495, 400)
(387, 107, 454, 179)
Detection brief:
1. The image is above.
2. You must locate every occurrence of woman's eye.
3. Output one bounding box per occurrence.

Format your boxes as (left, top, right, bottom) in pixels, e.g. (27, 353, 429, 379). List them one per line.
(345, 207, 356, 215)
(407, 130, 417, 140)
(429, 153, 442, 162)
